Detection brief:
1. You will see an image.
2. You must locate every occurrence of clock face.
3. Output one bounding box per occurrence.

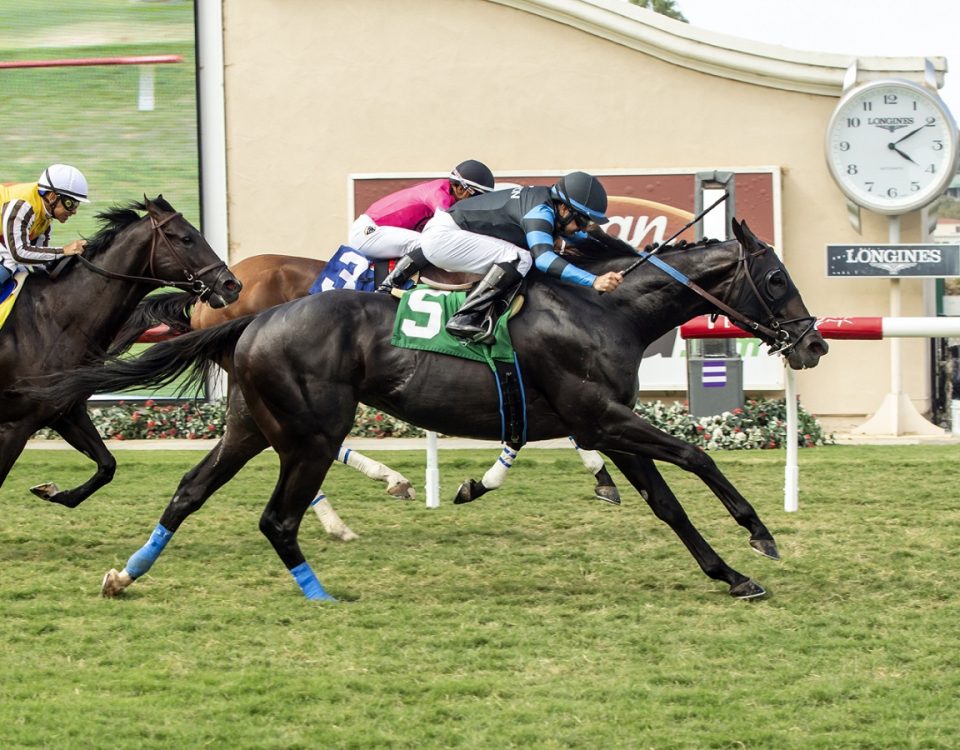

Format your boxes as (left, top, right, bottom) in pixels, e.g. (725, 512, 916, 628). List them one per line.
(825, 79, 959, 214)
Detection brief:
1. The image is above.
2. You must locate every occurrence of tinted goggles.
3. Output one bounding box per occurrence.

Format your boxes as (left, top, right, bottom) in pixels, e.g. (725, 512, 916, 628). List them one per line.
(58, 194, 81, 212)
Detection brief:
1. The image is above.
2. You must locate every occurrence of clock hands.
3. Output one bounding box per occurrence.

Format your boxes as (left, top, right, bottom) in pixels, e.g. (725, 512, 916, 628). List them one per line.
(893, 125, 926, 145)
(884, 124, 926, 165)
(888, 142, 918, 165)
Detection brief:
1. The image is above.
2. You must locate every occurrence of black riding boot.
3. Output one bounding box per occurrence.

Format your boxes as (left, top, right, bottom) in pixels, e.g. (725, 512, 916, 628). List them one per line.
(376, 247, 428, 294)
(445, 262, 523, 344)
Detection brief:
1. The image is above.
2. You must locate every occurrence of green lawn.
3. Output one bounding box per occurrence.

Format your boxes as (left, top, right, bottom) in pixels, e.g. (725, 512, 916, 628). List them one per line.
(1, 445, 957, 749)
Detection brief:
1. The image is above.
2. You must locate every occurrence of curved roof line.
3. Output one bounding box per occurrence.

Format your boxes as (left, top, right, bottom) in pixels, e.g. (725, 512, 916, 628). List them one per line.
(487, 0, 947, 97)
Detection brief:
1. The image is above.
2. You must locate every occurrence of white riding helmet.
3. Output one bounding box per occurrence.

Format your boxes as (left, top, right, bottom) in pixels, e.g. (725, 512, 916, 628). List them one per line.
(38, 164, 90, 203)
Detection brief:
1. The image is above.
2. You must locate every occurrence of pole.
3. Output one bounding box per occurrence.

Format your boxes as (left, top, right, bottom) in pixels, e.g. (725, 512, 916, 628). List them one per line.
(784, 368, 799, 512)
(425, 430, 440, 509)
(853, 215, 944, 436)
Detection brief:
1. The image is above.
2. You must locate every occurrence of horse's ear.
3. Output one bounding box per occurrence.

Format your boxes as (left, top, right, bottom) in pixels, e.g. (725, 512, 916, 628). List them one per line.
(731, 217, 745, 244)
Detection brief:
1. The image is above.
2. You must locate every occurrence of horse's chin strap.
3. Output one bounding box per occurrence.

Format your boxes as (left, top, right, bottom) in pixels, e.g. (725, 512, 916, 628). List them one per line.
(74, 212, 228, 295)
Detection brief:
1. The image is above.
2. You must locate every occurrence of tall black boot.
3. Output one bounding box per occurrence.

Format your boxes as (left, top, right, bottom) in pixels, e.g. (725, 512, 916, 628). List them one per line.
(376, 247, 428, 294)
(445, 262, 523, 344)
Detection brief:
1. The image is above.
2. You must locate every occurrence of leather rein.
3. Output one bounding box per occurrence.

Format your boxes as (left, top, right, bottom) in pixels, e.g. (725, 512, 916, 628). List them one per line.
(75, 212, 227, 296)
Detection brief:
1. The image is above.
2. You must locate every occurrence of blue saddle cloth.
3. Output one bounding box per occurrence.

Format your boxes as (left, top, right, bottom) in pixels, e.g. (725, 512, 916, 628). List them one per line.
(308, 246, 376, 294)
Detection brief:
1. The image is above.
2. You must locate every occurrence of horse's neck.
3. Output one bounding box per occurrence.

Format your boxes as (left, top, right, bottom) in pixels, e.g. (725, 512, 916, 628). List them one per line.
(609, 243, 739, 339)
(30, 222, 155, 342)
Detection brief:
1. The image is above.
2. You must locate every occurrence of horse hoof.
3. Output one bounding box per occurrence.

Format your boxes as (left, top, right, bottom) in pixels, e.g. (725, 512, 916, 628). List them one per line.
(594, 485, 621, 505)
(101, 568, 132, 598)
(30, 482, 61, 500)
(454, 479, 485, 505)
(332, 527, 360, 542)
(729, 579, 767, 600)
(750, 538, 781, 561)
(386, 479, 415, 500)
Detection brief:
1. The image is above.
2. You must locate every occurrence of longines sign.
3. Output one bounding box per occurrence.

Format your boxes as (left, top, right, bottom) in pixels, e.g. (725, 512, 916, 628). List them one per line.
(826, 243, 960, 278)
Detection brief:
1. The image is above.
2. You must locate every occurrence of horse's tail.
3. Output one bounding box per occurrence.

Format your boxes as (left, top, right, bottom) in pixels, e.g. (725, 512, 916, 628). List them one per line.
(19, 315, 256, 405)
(110, 290, 197, 355)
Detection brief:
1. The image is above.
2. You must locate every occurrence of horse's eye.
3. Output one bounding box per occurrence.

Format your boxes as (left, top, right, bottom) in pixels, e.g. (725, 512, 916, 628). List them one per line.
(181, 235, 193, 244)
(765, 271, 786, 297)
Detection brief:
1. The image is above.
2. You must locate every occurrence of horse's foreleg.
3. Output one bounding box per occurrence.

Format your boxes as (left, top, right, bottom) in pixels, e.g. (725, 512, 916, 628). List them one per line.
(568, 437, 621, 505)
(607, 452, 764, 599)
(336, 446, 414, 499)
(580, 406, 777, 558)
(31, 404, 116, 508)
(101, 394, 269, 597)
(309, 491, 359, 541)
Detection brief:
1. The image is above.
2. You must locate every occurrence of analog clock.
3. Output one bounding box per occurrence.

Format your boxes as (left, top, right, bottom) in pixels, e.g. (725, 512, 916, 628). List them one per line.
(825, 78, 959, 215)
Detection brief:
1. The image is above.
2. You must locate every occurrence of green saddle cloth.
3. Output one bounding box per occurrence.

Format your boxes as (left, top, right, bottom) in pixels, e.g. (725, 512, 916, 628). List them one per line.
(390, 286, 515, 366)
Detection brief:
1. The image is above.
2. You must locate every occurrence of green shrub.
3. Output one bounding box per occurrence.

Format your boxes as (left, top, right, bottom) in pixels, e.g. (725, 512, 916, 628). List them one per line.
(32, 397, 832, 448)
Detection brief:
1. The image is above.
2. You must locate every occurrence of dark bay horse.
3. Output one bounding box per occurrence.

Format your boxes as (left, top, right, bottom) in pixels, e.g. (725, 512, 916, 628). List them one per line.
(0, 197, 241, 507)
(112, 252, 622, 540)
(34, 219, 827, 601)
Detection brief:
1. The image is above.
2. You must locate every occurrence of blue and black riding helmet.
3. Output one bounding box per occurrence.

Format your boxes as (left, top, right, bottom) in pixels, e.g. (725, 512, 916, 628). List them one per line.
(551, 171, 608, 227)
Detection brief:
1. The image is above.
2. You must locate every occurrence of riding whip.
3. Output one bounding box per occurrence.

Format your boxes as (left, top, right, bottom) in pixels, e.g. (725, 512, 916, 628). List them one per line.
(619, 192, 729, 279)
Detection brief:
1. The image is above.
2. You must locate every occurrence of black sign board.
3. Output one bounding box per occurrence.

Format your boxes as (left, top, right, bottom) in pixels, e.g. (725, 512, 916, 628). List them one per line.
(826, 244, 960, 278)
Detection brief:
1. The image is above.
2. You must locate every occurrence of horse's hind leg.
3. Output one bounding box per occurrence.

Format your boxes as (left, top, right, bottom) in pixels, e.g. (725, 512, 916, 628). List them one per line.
(568, 437, 620, 505)
(101, 391, 269, 597)
(336, 445, 415, 499)
(30, 403, 117, 508)
(259, 443, 339, 601)
(608, 452, 765, 599)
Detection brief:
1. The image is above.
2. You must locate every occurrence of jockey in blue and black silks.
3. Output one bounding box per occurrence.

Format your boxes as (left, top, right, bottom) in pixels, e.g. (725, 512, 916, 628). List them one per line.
(419, 170, 624, 343)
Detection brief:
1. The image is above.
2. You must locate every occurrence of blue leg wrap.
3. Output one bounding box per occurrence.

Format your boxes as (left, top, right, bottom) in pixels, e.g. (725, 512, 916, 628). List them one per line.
(310, 492, 327, 507)
(290, 561, 336, 601)
(125, 523, 173, 579)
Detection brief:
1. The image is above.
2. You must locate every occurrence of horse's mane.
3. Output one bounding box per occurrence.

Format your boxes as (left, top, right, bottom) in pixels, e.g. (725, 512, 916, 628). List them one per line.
(562, 231, 726, 272)
(82, 196, 175, 259)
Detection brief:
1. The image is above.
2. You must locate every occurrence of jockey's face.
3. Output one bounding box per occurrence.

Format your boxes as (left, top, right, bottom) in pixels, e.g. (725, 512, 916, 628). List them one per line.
(51, 193, 79, 223)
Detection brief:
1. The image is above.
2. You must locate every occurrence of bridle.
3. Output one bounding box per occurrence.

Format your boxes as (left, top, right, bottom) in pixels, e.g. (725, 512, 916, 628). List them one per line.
(624, 238, 817, 357)
(75, 212, 230, 299)
(720, 241, 818, 356)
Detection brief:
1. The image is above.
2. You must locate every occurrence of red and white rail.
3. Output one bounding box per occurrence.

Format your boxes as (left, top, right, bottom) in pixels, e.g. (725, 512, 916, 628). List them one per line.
(681, 315, 960, 512)
(0, 54, 183, 111)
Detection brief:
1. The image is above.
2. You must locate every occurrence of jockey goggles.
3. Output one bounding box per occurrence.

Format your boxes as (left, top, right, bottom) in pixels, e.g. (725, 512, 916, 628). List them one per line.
(450, 168, 493, 196)
(58, 194, 81, 212)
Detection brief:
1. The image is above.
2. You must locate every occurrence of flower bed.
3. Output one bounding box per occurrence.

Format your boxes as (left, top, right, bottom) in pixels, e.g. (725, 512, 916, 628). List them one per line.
(31, 397, 832, 449)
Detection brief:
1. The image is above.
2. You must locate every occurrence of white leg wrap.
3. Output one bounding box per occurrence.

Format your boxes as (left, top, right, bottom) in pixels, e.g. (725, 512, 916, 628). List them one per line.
(568, 437, 606, 474)
(339, 446, 404, 484)
(481, 445, 519, 490)
(310, 493, 359, 541)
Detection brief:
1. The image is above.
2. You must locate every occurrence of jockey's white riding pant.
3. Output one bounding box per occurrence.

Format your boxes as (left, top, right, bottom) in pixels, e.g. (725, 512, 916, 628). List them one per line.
(420, 210, 532, 276)
(348, 214, 423, 260)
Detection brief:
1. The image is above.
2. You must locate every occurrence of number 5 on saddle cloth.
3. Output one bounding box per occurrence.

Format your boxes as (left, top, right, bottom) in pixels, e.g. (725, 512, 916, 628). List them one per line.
(390, 286, 527, 446)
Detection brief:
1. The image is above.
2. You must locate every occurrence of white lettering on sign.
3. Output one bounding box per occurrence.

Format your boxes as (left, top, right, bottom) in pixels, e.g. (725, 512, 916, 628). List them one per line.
(604, 215, 669, 247)
(400, 289, 450, 339)
(843, 247, 942, 264)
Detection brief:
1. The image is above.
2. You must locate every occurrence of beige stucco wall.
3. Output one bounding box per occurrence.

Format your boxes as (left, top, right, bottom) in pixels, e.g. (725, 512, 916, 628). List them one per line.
(220, 0, 951, 418)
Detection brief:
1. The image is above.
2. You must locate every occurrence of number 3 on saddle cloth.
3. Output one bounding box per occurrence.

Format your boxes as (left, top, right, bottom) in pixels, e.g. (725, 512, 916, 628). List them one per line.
(390, 287, 527, 446)
(308, 245, 411, 294)
(0, 270, 28, 331)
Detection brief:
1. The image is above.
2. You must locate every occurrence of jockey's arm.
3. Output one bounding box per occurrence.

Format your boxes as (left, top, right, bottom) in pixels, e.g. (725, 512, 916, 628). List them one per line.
(2, 200, 67, 264)
(522, 202, 598, 288)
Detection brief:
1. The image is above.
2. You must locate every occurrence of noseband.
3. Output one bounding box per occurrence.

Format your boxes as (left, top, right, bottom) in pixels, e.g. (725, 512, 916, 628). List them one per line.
(76, 212, 230, 297)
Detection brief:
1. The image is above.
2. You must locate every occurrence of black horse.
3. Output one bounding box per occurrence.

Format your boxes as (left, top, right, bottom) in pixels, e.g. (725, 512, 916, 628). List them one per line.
(33, 219, 827, 600)
(0, 196, 241, 507)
